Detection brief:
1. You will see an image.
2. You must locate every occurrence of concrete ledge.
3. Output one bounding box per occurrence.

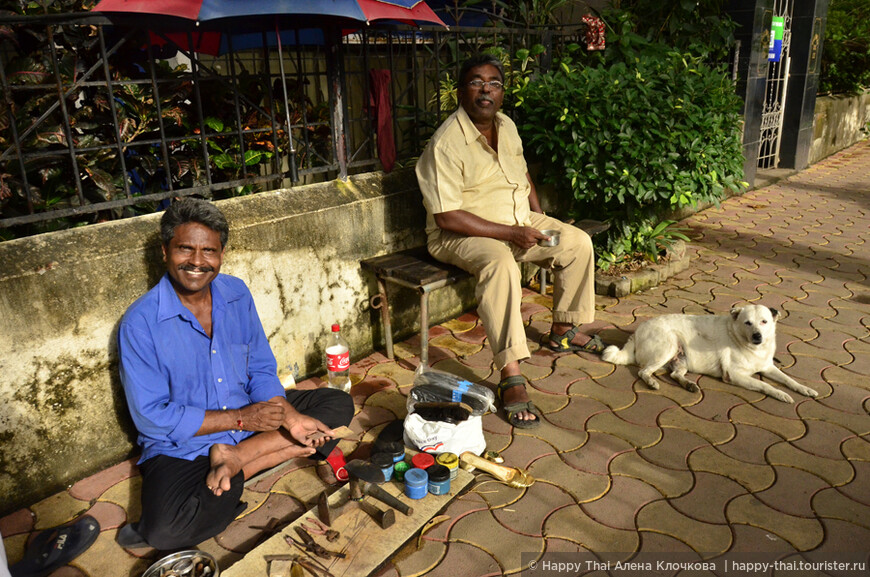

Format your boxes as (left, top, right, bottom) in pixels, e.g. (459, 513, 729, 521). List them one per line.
(0, 169, 477, 515)
(594, 240, 689, 297)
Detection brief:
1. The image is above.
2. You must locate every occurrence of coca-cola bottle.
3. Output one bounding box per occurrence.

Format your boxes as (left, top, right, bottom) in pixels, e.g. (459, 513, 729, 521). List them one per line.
(325, 323, 351, 392)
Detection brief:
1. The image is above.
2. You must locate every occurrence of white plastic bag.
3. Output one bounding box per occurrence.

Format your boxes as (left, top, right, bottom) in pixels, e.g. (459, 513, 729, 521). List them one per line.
(403, 412, 486, 456)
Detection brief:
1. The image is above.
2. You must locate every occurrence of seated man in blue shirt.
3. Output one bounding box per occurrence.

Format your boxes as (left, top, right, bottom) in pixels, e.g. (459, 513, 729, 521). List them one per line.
(117, 198, 354, 549)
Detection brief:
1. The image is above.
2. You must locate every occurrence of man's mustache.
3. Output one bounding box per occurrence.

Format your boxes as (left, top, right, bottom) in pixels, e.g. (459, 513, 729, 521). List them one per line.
(477, 95, 494, 104)
(178, 264, 215, 273)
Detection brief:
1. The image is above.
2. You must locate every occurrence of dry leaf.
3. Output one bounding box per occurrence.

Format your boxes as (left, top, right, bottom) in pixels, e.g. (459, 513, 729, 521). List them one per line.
(416, 515, 451, 549)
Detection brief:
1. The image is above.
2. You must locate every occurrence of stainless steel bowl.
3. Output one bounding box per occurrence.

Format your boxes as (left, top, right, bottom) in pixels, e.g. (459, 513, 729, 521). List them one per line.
(142, 550, 219, 577)
(537, 229, 560, 247)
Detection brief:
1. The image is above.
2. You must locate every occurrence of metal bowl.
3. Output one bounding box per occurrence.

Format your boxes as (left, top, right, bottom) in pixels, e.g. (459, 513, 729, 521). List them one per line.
(142, 550, 219, 577)
(537, 229, 560, 247)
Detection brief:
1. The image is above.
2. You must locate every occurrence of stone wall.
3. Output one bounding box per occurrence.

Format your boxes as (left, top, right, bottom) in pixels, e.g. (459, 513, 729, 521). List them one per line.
(0, 169, 474, 515)
(810, 92, 870, 164)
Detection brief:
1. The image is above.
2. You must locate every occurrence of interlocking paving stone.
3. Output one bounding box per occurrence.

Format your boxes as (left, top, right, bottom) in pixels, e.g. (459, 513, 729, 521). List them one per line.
(815, 518, 870, 552)
(545, 505, 639, 554)
(812, 487, 870, 530)
(568, 373, 638, 410)
(363, 389, 410, 419)
(841, 439, 870, 464)
(528, 454, 610, 503)
(609, 452, 694, 499)
(668, 471, 746, 524)
(638, 428, 707, 471)
(492, 480, 576, 537)
(754, 466, 831, 517)
(828, 460, 870, 506)
(585, 412, 661, 449)
(636, 500, 732, 554)
(560, 432, 634, 476)
(687, 446, 775, 492)
(685, 389, 745, 423)
(581, 475, 664, 531)
(424, 542, 502, 577)
(30, 492, 92, 531)
(726, 494, 824, 550)
(659, 407, 735, 446)
(728, 403, 806, 440)
(367, 361, 416, 389)
(68, 458, 139, 503)
(715, 423, 787, 465)
(392, 536, 447, 577)
(766, 442, 855, 486)
(792, 417, 866, 456)
(449, 510, 542, 573)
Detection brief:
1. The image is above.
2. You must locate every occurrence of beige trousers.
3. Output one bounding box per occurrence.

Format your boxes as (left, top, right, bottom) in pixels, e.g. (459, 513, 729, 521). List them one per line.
(428, 212, 596, 370)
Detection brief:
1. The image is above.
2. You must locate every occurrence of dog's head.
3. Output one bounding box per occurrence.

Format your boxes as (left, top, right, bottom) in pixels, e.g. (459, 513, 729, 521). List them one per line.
(730, 305, 779, 346)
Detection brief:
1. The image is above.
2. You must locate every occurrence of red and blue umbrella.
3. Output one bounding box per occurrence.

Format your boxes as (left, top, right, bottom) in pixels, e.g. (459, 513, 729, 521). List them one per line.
(93, 0, 446, 29)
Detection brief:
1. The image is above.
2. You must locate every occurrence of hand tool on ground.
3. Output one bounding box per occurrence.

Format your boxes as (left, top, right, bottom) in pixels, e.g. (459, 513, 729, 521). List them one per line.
(300, 516, 339, 542)
(358, 499, 396, 529)
(291, 527, 347, 559)
(459, 451, 535, 488)
(316, 459, 414, 526)
(278, 543, 336, 577)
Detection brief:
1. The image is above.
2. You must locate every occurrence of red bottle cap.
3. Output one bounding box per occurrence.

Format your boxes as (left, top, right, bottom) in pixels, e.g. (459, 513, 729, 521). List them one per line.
(411, 453, 435, 470)
(332, 324, 340, 332)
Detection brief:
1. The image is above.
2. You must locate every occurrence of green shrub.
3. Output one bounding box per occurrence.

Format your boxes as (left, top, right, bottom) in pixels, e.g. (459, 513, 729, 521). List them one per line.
(819, 0, 870, 94)
(516, 41, 746, 268)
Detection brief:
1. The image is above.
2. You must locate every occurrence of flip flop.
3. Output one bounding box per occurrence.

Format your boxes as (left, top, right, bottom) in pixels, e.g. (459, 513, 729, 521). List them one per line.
(497, 376, 541, 429)
(10, 515, 100, 577)
(547, 327, 607, 354)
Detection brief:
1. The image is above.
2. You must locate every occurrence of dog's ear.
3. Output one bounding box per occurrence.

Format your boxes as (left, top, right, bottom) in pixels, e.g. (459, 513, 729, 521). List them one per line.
(768, 307, 780, 321)
(730, 307, 741, 320)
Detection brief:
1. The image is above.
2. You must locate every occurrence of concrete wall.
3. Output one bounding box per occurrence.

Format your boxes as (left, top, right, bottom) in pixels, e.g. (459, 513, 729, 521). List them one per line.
(810, 92, 870, 164)
(0, 169, 474, 515)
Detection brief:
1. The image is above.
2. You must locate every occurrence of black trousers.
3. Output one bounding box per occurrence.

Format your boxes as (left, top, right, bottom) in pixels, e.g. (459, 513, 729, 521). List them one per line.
(137, 388, 354, 550)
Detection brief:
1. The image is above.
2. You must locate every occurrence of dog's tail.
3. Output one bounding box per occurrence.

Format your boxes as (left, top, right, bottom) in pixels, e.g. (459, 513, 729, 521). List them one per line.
(601, 336, 635, 365)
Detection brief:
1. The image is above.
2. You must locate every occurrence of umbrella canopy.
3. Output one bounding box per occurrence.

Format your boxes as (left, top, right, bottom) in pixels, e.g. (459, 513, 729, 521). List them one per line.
(93, 0, 446, 28)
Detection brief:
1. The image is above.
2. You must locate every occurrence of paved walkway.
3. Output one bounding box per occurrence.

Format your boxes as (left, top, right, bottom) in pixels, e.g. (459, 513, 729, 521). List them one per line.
(2, 141, 869, 576)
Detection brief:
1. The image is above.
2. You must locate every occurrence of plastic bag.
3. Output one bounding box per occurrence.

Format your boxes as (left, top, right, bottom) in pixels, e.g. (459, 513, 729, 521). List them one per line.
(403, 412, 486, 455)
(407, 368, 495, 416)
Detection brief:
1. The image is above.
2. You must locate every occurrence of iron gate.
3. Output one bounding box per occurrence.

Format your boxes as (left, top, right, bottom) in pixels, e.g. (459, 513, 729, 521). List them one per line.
(757, 0, 794, 169)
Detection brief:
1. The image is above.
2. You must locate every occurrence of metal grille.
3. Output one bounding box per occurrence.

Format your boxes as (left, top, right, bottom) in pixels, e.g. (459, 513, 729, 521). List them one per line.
(757, 0, 793, 169)
(0, 14, 574, 239)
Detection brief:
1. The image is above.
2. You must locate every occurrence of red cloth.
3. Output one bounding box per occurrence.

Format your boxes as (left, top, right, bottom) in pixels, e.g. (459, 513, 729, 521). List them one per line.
(369, 69, 396, 173)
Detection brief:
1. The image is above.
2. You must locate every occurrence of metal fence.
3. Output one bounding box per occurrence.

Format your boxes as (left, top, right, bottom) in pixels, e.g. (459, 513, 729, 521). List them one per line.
(0, 12, 579, 239)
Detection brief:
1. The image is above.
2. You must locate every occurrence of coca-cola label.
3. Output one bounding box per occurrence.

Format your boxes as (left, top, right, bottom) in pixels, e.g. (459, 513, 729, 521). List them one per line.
(327, 350, 350, 371)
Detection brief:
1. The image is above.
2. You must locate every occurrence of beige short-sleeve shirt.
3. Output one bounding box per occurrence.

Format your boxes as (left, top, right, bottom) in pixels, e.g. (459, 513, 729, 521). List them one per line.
(415, 107, 531, 242)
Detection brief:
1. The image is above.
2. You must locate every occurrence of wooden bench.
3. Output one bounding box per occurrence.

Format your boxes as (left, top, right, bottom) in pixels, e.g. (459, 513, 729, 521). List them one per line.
(361, 219, 609, 367)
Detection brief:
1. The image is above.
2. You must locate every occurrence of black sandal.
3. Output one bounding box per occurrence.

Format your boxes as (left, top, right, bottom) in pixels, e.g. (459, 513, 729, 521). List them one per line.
(547, 326, 607, 354)
(497, 375, 541, 429)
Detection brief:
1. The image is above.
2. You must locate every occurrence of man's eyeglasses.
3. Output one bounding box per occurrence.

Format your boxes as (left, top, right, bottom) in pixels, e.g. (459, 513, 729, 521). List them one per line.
(465, 79, 504, 91)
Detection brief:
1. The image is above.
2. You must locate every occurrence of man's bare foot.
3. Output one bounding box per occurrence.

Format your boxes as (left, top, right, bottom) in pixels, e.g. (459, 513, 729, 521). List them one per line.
(501, 383, 537, 422)
(207, 444, 243, 496)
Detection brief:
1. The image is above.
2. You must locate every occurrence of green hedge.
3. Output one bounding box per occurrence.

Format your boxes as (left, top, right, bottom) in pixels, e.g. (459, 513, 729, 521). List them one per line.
(515, 44, 745, 267)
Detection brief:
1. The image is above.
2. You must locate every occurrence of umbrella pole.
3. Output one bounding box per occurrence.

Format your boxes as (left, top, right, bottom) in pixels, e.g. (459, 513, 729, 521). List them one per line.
(275, 21, 298, 184)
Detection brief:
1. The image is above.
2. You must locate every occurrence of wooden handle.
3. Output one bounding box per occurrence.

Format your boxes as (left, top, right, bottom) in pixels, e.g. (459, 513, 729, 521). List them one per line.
(459, 452, 517, 483)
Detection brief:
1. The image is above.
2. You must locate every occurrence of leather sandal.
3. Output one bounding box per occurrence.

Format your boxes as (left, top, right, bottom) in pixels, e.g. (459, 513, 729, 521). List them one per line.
(547, 326, 607, 354)
(497, 375, 541, 429)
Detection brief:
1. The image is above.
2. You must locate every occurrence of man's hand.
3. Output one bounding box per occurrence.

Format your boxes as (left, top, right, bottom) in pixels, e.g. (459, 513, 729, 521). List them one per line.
(509, 226, 549, 250)
(286, 414, 335, 448)
(238, 400, 286, 431)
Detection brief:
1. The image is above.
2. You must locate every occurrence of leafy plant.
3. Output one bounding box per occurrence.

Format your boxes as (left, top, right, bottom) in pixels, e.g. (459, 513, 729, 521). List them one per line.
(819, 0, 870, 94)
(515, 24, 746, 269)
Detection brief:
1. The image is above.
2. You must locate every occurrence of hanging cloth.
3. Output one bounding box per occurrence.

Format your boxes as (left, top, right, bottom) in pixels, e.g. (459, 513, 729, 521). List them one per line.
(582, 14, 606, 51)
(368, 69, 396, 173)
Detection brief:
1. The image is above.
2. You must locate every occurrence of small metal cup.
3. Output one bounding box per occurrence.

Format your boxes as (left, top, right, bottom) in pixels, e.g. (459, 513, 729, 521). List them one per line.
(537, 229, 560, 247)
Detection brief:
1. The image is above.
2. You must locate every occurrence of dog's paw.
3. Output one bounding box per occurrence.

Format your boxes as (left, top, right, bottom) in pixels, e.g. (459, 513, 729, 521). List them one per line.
(800, 387, 818, 398)
(773, 390, 794, 403)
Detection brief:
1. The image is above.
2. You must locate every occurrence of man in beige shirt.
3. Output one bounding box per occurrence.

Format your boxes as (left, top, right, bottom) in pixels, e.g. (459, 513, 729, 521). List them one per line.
(416, 54, 605, 428)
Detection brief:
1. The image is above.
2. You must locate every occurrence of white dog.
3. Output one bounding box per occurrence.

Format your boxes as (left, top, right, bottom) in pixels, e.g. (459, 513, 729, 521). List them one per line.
(601, 305, 817, 403)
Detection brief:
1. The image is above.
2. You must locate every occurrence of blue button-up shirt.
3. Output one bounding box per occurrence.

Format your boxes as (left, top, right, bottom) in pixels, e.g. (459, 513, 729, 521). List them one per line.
(118, 273, 284, 463)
